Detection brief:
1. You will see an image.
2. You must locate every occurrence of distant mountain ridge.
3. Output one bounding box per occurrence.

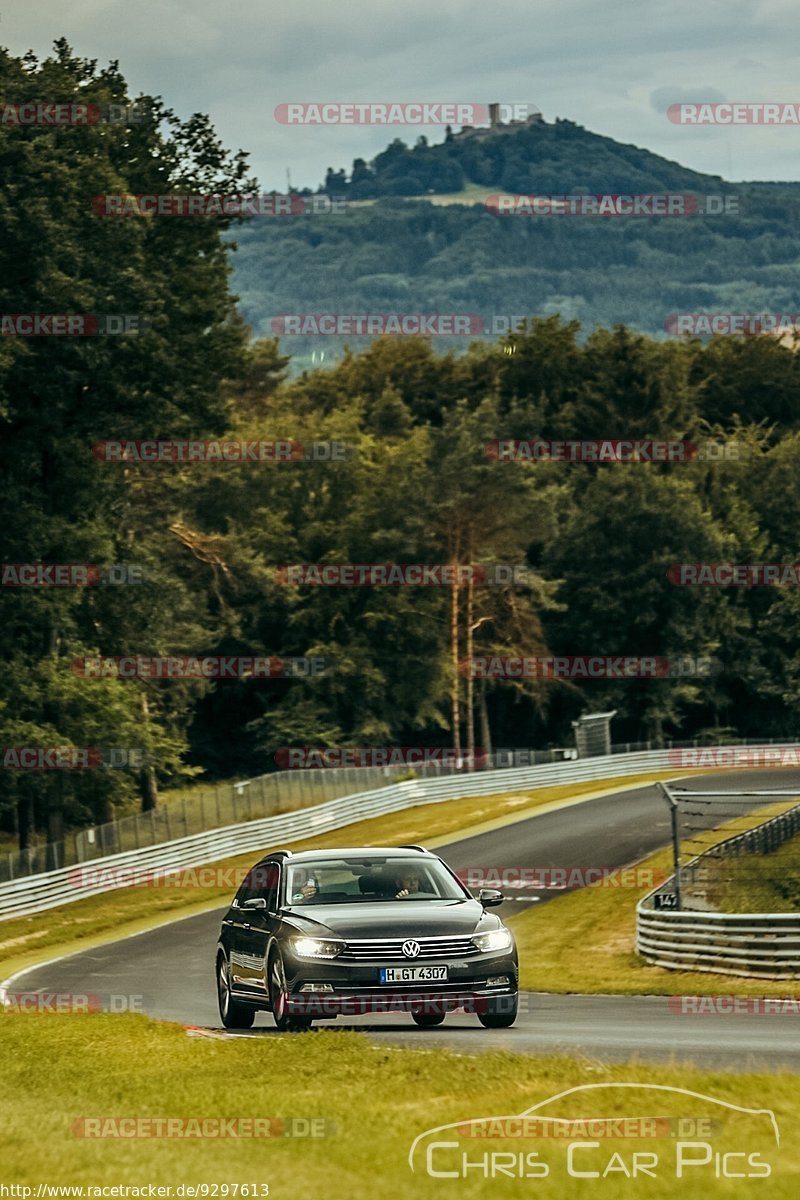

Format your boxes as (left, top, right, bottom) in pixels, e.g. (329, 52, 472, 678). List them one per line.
(231, 118, 799, 371)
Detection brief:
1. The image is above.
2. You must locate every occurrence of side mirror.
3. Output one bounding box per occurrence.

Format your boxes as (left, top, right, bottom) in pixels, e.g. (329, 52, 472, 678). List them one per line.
(478, 887, 503, 908)
(241, 897, 267, 910)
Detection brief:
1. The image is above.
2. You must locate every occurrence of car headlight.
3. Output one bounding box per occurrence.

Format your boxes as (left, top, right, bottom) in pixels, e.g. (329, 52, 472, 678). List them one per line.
(472, 928, 513, 953)
(291, 937, 343, 959)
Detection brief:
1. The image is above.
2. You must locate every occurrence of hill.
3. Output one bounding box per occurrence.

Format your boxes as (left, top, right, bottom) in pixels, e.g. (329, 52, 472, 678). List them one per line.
(230, 117, 800, 369)
(322, 115, 725, 198)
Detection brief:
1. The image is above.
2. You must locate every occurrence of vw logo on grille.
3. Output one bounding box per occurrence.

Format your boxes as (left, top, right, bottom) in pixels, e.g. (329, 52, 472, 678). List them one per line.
(402, 939, 421, 958)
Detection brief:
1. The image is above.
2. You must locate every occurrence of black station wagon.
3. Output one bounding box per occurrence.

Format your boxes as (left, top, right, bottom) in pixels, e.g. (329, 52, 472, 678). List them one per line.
(215, 845, 519, 1031)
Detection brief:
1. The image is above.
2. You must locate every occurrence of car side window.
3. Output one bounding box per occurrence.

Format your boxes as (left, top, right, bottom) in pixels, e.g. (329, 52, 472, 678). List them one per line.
(239, 861, 280, 912)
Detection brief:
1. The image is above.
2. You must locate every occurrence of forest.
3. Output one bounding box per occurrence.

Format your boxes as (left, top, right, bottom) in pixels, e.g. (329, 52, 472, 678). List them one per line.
(2, 43, 800, 852)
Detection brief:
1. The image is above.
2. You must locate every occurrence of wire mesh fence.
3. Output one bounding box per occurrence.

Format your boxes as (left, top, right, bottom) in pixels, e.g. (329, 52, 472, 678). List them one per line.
(645, 782, 800, 914)
(3, 735, 796, 884)
(678, 799, 800, 913)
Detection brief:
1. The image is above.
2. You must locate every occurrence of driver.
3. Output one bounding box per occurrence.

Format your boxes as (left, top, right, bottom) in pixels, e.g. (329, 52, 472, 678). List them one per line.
(395, 871, 421, 897)
(290, 872, 319, 903)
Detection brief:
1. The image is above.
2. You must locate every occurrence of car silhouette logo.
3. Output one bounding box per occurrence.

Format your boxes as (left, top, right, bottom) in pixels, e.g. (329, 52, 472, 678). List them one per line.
(402, 940, 421, 958)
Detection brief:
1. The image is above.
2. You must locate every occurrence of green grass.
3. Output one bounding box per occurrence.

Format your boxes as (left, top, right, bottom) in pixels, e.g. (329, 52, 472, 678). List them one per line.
(0, 773, 676, 982)
(0, 1015, 797, 1197)
(699, 828, 800, 913)
(511, 798, 800, 996)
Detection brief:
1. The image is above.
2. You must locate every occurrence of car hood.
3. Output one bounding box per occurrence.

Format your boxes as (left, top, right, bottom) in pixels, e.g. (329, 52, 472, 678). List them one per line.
(283, 898, 497, 939)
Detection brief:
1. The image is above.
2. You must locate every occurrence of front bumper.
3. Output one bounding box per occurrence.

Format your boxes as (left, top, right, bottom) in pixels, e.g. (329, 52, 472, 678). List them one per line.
(285, 988, 516, 1017)
(282, 948, 518, 1018)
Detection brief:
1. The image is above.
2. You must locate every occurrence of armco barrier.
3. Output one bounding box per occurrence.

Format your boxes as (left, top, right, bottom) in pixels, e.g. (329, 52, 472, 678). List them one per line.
(637, 909, 800, 979)
(0, 747, 685, 920)
(2, 750, 582, 881)
(637, 799, 800, 979)
(5, 736, 793, 882)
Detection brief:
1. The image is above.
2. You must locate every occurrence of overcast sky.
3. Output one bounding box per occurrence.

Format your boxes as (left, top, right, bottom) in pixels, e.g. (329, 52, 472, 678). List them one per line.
(2, 0, 798, 187)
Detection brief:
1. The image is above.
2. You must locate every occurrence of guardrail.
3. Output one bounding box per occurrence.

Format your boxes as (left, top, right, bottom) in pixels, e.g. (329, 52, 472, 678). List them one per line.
(637, 796, 800, 979)
(636, 909, 800, 979)
(0, 746, 686, 921)
(6, 735, 794, 883)
(0, 764, 426, 883)
(1, 750, 584, 882)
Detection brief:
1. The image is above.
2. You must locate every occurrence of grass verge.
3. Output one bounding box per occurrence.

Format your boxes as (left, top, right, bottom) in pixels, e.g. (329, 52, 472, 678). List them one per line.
(511, 798, 800, 997)
(0, 1014, 797, 1197)
(0, 773, 677, 982)
(699, 827, 800, 913)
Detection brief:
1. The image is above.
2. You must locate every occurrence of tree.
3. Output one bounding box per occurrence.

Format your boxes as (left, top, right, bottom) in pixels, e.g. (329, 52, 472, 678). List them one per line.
(0, 40, 255, 846)
(541, 469, 750, 742)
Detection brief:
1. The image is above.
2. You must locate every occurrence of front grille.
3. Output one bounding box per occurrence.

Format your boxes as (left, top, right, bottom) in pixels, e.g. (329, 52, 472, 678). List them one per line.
(337, 935, 479, 961)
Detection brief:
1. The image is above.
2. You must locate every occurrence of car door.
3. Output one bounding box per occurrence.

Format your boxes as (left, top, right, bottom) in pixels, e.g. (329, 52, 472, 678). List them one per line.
(235, 860, 281, 996)
(224, 879, 255, 993)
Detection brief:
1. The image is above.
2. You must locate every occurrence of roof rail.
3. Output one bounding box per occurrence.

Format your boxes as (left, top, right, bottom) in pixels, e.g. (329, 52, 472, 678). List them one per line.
(398, 844, 427, 852)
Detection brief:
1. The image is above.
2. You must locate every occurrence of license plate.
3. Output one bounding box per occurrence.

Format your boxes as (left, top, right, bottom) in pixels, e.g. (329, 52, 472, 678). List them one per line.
(379, 965, 448, 983)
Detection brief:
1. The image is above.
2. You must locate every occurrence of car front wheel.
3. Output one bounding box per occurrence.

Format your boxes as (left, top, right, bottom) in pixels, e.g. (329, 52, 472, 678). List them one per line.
(477, 991, 518, 1029)
(216, 953, 255, 1029)
(268, 950, 313, 1032)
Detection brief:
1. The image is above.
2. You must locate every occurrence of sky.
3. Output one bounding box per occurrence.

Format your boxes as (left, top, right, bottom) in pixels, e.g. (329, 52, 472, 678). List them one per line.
(2, 0, 798, 188)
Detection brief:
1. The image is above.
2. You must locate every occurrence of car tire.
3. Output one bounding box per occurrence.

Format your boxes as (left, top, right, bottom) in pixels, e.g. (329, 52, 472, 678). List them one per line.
(217, 953, 255, 1029)
(477, 992, 518, 1029)
(268, 950, 313, 1033)
(411, 1011, 446, 1028)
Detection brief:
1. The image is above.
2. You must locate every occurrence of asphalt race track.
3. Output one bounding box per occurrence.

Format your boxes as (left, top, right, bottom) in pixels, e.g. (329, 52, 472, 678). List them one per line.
(9, 770, 800, 1070)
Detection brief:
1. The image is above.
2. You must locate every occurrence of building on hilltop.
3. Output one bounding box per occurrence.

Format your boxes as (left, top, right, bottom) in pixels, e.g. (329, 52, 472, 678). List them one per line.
(454, 103, 544, 141)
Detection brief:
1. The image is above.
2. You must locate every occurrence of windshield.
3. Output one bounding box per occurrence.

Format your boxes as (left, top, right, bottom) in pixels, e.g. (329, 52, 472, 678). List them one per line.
(285, 856, 466, 905)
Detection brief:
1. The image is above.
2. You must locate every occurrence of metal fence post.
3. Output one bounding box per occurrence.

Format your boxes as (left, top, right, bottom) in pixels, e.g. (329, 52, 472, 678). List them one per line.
(660, 782, 682, 911)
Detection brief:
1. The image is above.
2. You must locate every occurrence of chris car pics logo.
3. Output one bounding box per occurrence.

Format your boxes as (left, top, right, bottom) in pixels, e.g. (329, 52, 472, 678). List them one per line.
(408, 1083, 779, 1181)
